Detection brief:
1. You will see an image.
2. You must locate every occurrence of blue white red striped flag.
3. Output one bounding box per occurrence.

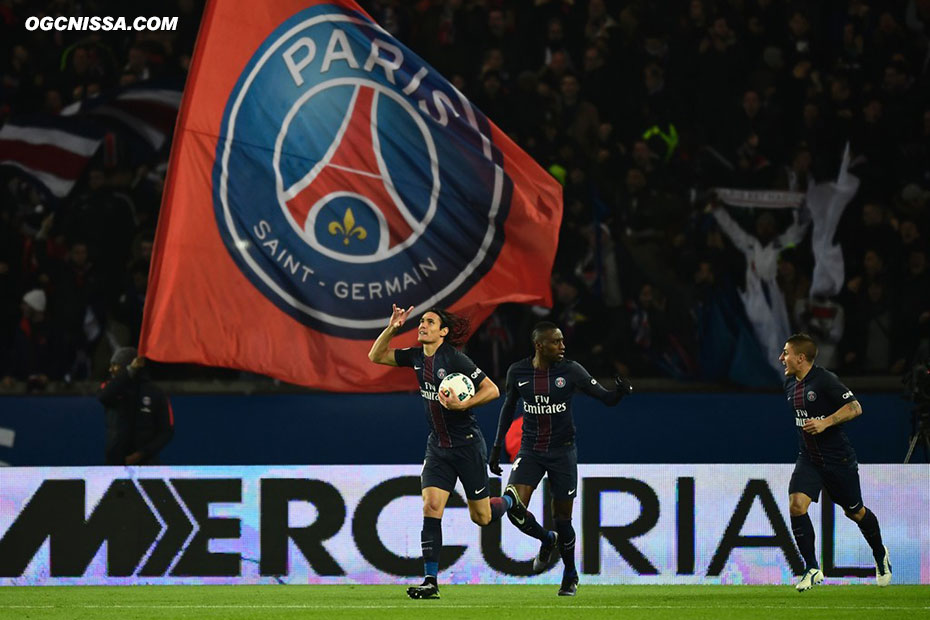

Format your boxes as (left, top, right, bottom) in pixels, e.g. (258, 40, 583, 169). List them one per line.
(0, 116, 104, 198)
(61, 82, 182, 151)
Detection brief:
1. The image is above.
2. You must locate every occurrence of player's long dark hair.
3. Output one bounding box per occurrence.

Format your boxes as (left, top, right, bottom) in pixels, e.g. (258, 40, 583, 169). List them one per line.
(425, 307, 470, 348)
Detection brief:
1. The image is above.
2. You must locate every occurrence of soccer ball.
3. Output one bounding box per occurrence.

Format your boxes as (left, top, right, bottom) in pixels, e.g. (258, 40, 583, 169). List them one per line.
(438, 372, 475, 402)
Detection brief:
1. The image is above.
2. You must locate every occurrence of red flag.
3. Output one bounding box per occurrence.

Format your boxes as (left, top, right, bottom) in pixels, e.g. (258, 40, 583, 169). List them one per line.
(140, 0, 562, 391)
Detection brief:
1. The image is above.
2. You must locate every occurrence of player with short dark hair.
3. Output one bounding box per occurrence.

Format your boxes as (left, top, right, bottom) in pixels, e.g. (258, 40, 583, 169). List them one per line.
(489, 321, 632, 596)
(369, 304, 511, 599)
(779, 332, 891, 591)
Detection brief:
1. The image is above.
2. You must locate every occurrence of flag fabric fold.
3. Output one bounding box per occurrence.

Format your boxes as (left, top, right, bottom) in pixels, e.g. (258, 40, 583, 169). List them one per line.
(806, 144, 859, 298)
(61, 82, 183, 151)
(0, 116, 104, 198)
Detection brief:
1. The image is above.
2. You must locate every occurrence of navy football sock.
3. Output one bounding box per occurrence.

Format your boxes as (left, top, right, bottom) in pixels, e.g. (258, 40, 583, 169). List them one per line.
(791, 513, 818, 570)
(421, 516, 442, 578)
(506, 506, 549, 541)
(856, 508, 885, 562)
(555, 519, 577, 575)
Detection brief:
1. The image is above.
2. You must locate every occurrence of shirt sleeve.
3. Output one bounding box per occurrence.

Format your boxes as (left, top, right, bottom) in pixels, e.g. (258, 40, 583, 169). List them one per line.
(453, 350, 487, 387)
(821, 372, 857, 413)
(572, 361, 622, 406)
(493, 364, 519, 448)
(393, 347, 416, 368)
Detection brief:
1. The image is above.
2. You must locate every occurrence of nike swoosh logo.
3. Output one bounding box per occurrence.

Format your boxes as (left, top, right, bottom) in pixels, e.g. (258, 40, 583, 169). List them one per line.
(474, 487, 485, 494)
(568, 489, 576, 495)
(512, 513, 525, 525)
(414, 366, 422, 370)
(518, 381, 529, 386)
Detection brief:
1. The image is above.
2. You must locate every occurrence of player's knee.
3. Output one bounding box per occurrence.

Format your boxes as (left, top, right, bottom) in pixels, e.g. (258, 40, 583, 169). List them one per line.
(844, 506, 866, 521)
(470, 511, 491, 526)
(422, 500, 444, 516)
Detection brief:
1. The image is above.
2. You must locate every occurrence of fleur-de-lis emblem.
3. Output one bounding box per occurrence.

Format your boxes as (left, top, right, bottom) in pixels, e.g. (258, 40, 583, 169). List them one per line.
(327, 207, 367, 245)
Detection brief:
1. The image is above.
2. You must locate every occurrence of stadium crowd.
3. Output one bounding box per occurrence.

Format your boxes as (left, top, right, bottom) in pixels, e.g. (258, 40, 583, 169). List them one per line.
(1, 0, 929, 390)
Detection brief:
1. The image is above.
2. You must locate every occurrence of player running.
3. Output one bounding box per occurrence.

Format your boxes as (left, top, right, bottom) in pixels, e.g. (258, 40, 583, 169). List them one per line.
(369, 304, 513, 599)
(489, 321, 632, 596)
(780, 332, 891, 591)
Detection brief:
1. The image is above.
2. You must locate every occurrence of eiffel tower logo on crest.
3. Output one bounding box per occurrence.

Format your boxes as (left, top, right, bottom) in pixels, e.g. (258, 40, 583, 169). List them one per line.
(281, 84, 434, 258)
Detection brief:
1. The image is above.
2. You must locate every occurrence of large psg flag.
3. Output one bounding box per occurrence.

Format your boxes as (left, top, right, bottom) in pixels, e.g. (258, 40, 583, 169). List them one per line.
(140, 0, 562, 391)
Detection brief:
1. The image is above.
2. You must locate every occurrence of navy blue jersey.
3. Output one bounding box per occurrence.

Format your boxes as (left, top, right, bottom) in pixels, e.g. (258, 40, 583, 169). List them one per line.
(493, 358, 621, 453)
(784, 365, 858, 465)
(395, 342, 487, 448)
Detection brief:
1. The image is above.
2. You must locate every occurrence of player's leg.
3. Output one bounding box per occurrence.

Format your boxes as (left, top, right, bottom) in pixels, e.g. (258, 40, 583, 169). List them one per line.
(788, 456, 824, 591)
(408, 444, 455, 599)
(503, 452, 552, 546)
(408, 486, 448, 599)
(826, 463, 891, 586)
(459, 441, 511, 526)
(552, 498, 578, 596)
(550, 445, 579, 596)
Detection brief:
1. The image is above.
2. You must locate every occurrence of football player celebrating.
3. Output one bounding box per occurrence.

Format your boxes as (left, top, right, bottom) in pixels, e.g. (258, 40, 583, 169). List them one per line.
(779, 333, 891, 591)
(369, 304, 511, 599)
(489, 321, 633, 596)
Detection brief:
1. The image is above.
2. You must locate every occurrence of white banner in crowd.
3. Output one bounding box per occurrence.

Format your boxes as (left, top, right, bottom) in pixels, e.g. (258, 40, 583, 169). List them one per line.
(714, 188, 805, 209)
(1, 465, 927, 586)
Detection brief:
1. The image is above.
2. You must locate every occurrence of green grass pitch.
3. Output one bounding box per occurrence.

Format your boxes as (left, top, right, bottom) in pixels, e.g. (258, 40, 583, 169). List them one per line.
(0, 585, 927, 620)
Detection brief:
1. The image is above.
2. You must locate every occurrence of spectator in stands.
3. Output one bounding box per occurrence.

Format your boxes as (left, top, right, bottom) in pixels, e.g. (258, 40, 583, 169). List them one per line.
(614, 282, 694, 379)
(842, 276, 896, 373)
(556, 72, 599, 162)
(2, 289, 65, 390)
(548, 273, 605, 373)
(893, 247, 930, 371)
(843, 203, 900, 275)
(777, 251, 811, 330)
(116, 259, 150, 344)
(775, 143, 814, 191)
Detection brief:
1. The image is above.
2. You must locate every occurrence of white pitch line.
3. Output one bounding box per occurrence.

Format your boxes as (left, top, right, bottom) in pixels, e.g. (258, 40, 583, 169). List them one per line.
(2, 604, 928, 611)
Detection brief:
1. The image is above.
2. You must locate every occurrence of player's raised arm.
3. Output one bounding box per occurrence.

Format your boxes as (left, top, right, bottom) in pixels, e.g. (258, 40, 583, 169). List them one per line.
(368, 304, 414, 366)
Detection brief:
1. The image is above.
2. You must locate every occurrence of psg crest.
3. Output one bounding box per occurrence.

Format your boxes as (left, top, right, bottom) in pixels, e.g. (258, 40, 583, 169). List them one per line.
(213, 5, 511, 338)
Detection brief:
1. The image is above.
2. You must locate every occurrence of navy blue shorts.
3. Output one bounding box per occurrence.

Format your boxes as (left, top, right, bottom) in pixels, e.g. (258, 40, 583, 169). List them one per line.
(789, 453, 864, 513)
(421, 439, 490, 501)
(508, 444, 578, 501)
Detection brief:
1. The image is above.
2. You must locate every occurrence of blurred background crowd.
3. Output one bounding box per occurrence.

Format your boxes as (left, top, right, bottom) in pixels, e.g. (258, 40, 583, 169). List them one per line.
(1, 0, 929, 391)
